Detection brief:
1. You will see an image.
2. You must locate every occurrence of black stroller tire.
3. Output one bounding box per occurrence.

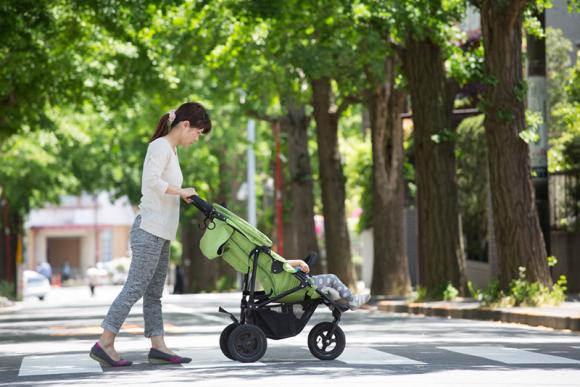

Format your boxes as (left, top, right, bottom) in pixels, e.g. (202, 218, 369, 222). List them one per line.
(308, 322, 345, 360)
(227, 324, 267, 363)
(219, 323, 238, 360)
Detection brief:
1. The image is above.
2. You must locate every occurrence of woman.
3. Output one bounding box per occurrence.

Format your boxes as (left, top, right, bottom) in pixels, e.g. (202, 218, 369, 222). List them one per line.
(90, 102, 211, 367)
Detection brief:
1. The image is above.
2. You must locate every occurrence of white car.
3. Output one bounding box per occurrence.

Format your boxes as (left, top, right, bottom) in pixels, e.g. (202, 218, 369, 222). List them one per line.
(23, 270, 51, 301)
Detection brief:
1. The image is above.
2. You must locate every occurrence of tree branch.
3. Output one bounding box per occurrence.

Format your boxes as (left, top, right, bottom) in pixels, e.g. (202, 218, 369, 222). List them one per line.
(245, 109, 278, 123)
(336, 94, 363, 117)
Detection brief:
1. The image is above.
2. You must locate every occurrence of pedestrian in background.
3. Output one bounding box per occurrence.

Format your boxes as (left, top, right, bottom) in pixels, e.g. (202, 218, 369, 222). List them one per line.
(86, 266, 99, 296)
(89, 102, 211, 367)
(173, 264, 185, 294)
(37, 262, 52, 285)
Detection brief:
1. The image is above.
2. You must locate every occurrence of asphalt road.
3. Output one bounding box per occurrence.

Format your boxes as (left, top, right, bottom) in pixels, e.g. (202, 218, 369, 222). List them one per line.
(1, 285, 580, 387)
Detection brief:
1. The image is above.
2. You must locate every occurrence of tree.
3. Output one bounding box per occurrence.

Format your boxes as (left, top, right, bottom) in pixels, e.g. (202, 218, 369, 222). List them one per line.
(351, 2, 414, 296)
(215, 0, 361, 285)
(479, 0, 551, 288)
(365, 57, 410, 295)
(390, 0, 468, 294)
(279, 100, 320, 260)
(149, 1, 321, 262)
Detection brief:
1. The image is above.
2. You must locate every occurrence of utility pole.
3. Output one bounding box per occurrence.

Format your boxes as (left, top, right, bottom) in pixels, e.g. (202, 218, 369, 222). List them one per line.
(272, 121, 284, 255)
(527, 10, 550, 255)
(247, 119, 257, 227)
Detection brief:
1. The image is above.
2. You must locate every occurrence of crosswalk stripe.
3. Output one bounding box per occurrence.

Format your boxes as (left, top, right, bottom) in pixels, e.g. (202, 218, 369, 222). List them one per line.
(439, 346, 580, 364)
(338, 347, 425, 365)
(179, 348, 265, 369)
(19, 354, 103, 377)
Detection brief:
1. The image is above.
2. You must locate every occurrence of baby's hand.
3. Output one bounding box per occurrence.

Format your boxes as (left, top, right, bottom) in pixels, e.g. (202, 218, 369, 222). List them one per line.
(298, 260, 310, 273)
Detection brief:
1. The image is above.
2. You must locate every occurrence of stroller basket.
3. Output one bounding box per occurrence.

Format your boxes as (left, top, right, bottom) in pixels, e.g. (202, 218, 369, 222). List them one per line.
(248, 301, 319, 340)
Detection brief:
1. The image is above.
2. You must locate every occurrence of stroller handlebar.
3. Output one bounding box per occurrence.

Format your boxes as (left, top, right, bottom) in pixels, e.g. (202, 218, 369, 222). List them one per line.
(189, 195, 212, 215)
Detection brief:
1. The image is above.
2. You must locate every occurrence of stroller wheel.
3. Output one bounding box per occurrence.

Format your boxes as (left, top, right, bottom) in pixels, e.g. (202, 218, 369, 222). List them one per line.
(308, 322, 345, 360)
(219, 323, 238, 360)
(227, 324, 267, 363)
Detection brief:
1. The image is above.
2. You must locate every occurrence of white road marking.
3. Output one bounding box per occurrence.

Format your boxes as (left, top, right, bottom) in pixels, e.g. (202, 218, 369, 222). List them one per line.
(179, 348, 266, 369)
(164, 304, 230, 323)
(339, 347, 425, 365)
(19, 354, 103, 377)
(440, 346, 580, 364)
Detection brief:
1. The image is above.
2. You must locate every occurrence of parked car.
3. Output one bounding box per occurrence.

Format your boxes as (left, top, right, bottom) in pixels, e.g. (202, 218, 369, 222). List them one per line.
(23, 270, 51, 301)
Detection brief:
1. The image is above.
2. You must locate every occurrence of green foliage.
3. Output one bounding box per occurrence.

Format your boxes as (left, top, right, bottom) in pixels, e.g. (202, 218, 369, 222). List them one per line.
(508, 267, 566, 307)
(471, 259, 568, 307)
(442, 282, 459, 301)
(0, 127, 76, 216)
(447, 43, 485, 87)
(215, 275, 237, 292)
(456, 115, 488, 261)
(496, 109, 515, 123)
(0, 281, 15, 300)
(514, 80, 528, 102)
(344, 135, 373, 232)
(170, 241, 183, 266)
(414, 282, 459, 301)
(430, 128, 457, 144)
(546, 28, 580, 173)
(414, 286, 428, 302)
(520, 110, 543, 144)
(0, 0, 168, 140)
(523, 8, 545, 38)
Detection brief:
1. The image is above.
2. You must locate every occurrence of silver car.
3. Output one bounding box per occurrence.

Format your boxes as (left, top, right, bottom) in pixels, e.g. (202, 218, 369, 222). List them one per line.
(23, 270, 51, 301)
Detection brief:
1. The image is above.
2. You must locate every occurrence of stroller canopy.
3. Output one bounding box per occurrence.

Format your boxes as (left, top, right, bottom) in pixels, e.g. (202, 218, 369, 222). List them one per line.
(200, 204, 319, 303)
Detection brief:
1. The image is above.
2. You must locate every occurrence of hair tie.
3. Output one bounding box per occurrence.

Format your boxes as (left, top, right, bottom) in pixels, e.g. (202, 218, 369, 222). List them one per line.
(167, 110, 176, 128)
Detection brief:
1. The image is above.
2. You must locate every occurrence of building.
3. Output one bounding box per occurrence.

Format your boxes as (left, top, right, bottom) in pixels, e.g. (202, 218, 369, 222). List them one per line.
(26, 192, 135, 279)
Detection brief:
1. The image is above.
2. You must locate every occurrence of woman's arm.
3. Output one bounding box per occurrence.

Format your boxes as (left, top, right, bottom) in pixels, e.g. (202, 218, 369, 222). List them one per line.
(143, 142, 196, 202)
(166, 186, 197, 203)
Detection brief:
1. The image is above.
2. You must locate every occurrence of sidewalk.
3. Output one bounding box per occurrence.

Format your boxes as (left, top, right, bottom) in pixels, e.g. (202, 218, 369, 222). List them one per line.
(0, 296, 20, 313)
(374, 297, 580, 332)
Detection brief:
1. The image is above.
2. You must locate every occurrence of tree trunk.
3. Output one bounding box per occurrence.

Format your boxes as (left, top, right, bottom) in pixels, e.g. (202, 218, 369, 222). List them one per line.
(0, 192, 14, 286)
(401, 38, 467, 295)
(481, 0, 551, 288)
(280, 102, 320, 262)
(311, 77, 355, 286)
(367, 57, 411, 296)
(215, 157, 237, 288)
(183, 213, 218, 292)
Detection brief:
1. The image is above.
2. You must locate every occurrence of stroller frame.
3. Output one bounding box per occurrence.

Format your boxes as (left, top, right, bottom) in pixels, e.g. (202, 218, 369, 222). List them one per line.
(192, 196, 349, 363)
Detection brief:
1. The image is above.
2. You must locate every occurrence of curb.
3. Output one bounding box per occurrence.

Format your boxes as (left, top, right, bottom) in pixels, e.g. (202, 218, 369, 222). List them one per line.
(376, 301, 580, 332)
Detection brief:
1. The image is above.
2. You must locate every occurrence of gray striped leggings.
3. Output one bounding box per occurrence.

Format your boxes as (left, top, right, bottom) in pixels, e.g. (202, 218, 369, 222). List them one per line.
(311, 274, 354, 301)
(101, 215, 170, 337)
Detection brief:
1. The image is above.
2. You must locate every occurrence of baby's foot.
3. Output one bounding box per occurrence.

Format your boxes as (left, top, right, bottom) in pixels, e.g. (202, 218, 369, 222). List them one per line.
(347, 293, 371, 310)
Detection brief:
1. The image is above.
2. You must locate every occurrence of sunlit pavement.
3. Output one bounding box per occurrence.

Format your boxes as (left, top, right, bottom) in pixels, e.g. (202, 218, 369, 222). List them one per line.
(1, 285, 580, 387)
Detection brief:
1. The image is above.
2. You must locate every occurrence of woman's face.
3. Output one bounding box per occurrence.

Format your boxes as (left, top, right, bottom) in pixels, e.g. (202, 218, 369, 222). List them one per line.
(179, 122, 204, 146)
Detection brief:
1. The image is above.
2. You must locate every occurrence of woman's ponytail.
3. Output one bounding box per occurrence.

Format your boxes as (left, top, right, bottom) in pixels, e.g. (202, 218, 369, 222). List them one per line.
(150, 113, 171, 142)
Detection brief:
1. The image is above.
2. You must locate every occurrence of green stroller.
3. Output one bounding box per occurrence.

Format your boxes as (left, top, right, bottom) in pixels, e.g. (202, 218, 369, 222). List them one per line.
(191, 196, 349, 363)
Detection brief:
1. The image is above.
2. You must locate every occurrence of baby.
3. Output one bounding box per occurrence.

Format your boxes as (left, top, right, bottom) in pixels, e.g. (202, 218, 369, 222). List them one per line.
(287, 259, 370, 310)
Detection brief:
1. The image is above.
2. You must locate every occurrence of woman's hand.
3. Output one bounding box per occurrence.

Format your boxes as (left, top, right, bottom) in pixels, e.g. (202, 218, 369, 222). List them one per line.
(180, 187, 197, 203)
